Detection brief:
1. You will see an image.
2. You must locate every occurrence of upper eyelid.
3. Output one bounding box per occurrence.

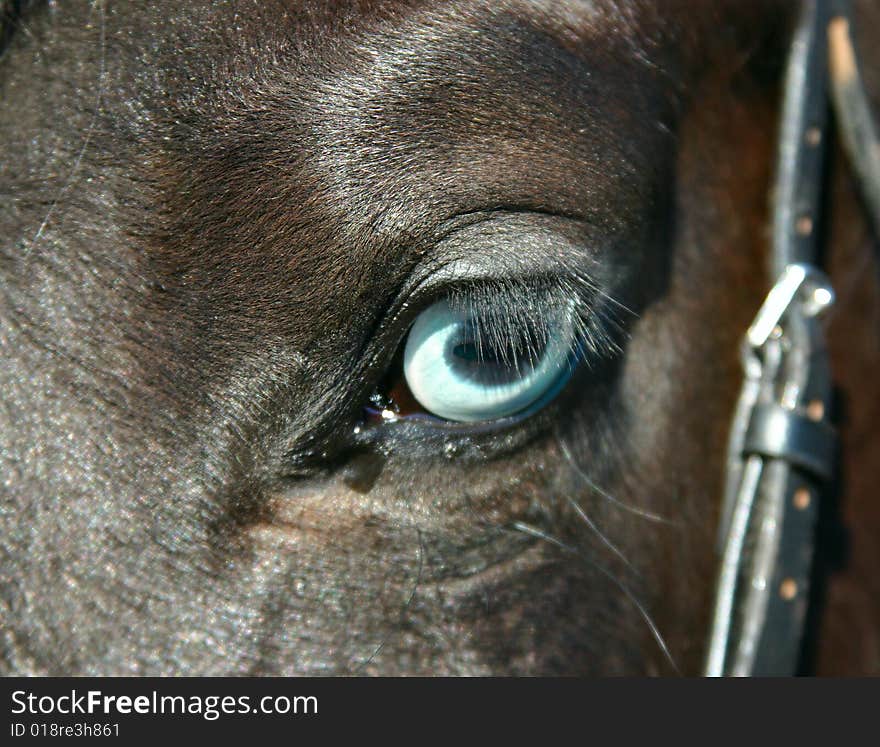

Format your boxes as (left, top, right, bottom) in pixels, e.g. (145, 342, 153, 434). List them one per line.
(384, 214, 607, 328)
(411, 212, 604, 290)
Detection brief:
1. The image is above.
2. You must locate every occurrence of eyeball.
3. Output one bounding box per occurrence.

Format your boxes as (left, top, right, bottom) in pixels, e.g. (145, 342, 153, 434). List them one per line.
(402, 297, 578, 423)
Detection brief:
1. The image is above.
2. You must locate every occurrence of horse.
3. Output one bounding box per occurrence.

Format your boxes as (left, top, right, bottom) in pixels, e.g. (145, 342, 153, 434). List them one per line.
(1, 0, 877, 676)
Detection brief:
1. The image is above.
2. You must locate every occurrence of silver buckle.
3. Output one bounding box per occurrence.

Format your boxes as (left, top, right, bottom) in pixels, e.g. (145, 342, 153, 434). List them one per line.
(746, 263, 834, 349)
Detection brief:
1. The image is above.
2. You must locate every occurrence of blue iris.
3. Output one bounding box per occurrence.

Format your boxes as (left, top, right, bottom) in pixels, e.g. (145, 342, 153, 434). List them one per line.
(402, 298, 577, 422)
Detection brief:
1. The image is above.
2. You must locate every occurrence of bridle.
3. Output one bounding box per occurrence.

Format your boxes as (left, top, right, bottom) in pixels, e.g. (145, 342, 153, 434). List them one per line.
(705, 0, 880, 676)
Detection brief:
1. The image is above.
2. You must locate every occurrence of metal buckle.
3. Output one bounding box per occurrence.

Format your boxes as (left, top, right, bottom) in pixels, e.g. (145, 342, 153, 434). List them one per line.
(746, 264, 834, 350)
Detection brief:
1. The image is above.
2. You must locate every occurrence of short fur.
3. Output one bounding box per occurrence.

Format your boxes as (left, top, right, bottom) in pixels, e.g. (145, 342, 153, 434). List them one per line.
(1, 0, 877, 675)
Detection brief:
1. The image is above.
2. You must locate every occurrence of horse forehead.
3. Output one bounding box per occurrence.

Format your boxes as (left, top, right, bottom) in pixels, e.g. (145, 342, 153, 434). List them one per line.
(140, 0, 671, 314)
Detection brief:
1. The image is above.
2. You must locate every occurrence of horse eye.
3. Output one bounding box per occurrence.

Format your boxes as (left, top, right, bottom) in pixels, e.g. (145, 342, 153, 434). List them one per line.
(398, 296, 578, 423)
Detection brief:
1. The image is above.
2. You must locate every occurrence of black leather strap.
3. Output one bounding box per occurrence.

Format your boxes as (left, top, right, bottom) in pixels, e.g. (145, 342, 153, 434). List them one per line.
(771, 0, 831, 276)
(709, 0, 880, 676)
(743, 404, 836, 479)
(706, 0, 839, 677)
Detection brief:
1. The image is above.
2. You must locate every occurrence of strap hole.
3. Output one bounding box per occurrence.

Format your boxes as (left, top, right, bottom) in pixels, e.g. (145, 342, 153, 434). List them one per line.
(806, 400, 825, 421)
(793, 487, 811, 510)
(796, 216, 814, 236)
(780, 578, 798, 600)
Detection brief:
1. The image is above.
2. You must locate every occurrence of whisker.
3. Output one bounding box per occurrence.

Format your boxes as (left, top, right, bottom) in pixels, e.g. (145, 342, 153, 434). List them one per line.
(511, 521, 679, 674)
(562, 494, 640, 578)
(357, 527, 425, 672)
(557, 435, 675, 525)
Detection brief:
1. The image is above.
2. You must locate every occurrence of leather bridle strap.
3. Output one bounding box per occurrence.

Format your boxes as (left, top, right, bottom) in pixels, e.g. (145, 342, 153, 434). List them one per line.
(706, 0, 880, 676)
(706, 0, 841, 677)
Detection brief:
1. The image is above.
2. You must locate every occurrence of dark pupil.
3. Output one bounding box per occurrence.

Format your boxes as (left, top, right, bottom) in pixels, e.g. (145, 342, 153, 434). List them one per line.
(446, 320, 549, 386)
(451, 341, 480, 362)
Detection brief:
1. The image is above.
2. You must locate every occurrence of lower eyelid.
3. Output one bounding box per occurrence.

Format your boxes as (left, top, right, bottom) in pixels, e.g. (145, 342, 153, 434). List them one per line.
(350, 361, 589, 469)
